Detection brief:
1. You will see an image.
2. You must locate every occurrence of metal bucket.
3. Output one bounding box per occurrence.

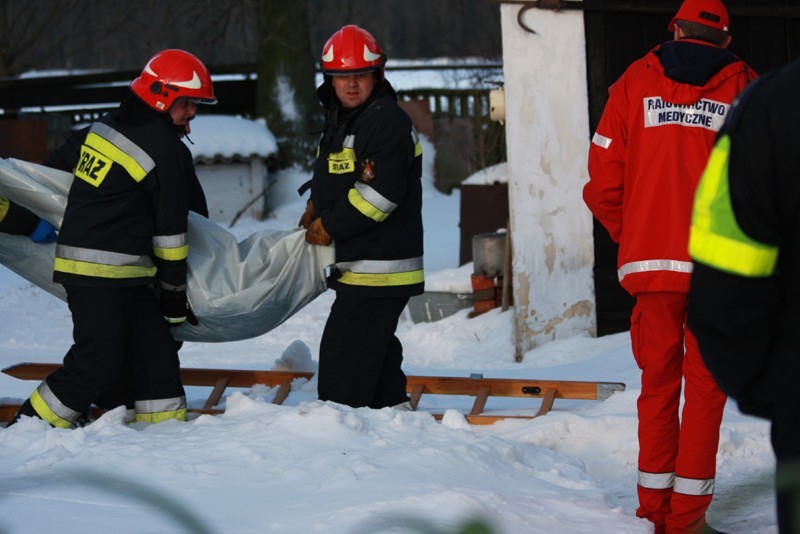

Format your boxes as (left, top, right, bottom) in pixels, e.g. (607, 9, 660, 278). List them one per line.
(472, 231, 506, 278)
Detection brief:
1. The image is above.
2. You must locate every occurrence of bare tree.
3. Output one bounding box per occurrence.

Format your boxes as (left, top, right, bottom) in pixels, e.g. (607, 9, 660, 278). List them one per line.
(255, 0, 320, 170)
(0, 0, 144, 78)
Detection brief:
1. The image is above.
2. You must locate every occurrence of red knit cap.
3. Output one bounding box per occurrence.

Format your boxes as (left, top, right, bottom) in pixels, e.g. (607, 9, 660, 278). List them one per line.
(668, 0, 730, 33)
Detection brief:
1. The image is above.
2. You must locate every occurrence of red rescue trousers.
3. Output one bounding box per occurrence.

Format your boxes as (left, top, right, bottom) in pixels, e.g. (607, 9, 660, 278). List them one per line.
(631, 292, 727, 534)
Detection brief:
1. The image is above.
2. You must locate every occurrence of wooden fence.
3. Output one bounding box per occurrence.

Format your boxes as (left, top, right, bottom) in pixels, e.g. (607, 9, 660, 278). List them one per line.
(0, 68, 507, 188)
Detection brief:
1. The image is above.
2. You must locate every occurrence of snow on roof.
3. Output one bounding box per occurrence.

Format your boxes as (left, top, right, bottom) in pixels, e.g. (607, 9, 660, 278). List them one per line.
(187, 115, 278, 162)
(461, 162, 508, 185)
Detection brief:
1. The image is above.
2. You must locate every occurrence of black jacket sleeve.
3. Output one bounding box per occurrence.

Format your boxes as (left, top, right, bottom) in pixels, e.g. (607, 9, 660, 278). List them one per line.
(0, 197, 39, 236)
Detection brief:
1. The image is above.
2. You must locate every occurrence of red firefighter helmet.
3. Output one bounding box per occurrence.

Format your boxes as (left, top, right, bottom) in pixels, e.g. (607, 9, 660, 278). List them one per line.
(320, 25, 386, 76)
(130, 49, 217, 112)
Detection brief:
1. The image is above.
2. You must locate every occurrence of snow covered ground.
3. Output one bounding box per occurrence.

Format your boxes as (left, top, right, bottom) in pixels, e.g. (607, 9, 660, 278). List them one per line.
(0, 139, 778, 533)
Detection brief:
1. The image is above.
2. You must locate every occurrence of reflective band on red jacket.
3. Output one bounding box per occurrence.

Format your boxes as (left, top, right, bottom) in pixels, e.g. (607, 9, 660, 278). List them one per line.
(618, 259, 693, 283)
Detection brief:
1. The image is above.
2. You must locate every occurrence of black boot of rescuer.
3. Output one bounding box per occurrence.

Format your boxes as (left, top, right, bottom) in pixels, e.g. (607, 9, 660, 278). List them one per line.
(5, 398, 38, 427)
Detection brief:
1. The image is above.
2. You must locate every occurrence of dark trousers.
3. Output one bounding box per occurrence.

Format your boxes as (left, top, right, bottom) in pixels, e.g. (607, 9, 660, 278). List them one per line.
(772, 403, 800, 533)
(318, 293, 410, 409)
(46, 285, 183, 414)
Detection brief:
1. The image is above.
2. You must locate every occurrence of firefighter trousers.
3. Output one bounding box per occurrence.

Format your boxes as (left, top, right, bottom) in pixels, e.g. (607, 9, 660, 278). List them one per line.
(631, 291, 727, 534)
(318, 292, 410, 409)
(31, 284, 186, 426)
(772, 402, 800, 534)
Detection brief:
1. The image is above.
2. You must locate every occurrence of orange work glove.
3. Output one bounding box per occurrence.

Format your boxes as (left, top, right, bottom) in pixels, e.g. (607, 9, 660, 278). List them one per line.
(298, 200, 315, 229)
(305, 218, 332, 246)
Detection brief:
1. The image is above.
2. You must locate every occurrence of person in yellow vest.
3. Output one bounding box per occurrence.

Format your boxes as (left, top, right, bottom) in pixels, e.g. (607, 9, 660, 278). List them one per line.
(688, 60, 800, 534)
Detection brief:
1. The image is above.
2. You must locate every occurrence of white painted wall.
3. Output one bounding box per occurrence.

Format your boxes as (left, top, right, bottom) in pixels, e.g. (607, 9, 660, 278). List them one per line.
(499, 4, 597, 356)
(196, 159, 268, 225)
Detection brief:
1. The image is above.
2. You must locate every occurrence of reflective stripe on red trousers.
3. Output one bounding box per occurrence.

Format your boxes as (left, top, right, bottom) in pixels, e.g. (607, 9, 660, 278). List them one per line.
(630, 292, 727, 534)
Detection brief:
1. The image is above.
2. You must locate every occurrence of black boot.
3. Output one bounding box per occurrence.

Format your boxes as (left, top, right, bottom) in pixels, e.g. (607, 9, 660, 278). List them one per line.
(6, 398, 38, 427)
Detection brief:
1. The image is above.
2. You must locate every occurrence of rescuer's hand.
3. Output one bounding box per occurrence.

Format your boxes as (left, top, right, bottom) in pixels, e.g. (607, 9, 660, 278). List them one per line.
(159, 288, 197, 327)
(298, 199, 316, 229)
(305, 218, 332, 246)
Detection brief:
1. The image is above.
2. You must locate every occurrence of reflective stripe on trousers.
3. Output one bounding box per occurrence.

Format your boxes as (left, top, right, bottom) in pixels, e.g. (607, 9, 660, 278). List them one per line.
(135, 396, 188, 423)
(30, 380, 82, 428)
(638, 471, 714, 496)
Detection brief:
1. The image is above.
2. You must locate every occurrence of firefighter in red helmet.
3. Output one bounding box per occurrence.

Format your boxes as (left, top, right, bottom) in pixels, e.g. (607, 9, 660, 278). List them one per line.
(10, 50, 215, 428)
(299, 25, 424, 409)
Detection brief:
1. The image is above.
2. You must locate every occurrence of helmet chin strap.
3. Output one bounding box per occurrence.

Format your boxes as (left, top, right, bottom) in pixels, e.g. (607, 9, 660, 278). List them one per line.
(173, 122, 193, 143)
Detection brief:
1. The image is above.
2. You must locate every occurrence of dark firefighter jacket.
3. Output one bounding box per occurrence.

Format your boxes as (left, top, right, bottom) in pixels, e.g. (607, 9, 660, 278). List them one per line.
(688, 61, 800, 416)
(310, 79, 424, 298)
(52, 93, 203, 293)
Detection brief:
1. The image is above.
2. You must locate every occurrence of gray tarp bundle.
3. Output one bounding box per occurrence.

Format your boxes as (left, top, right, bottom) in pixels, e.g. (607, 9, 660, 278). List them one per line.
(0, 158, 335, 343)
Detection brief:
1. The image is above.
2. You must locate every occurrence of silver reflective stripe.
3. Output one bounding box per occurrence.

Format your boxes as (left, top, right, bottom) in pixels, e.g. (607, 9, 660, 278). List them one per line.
(135, 396, 187, 415)
(337, 256, 424, 274)
(90, 122, 156, 174)
(674, 476, 715, 496)
(152, 233, 187, 249)
(411, 128, 419, 145)
(56, 244, 154, 268)
(354, 182, 397, 214)
(618, 259, 693, 282)
(592, 132, 612, 149)
(638, 470, 675, 490)
(159, 280, 187, 291)
(343, 135, 356, 149)
(37, 381, 81, 422)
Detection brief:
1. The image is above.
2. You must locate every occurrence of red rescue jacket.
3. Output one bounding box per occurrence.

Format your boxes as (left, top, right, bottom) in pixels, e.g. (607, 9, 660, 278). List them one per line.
(584, 39, 756, 295)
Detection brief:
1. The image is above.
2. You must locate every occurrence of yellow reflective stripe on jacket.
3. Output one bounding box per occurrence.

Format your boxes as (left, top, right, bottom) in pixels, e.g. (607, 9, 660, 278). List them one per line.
(55, 244, 157, 279)
(689, 135, 779, 277)
(30, 382, 80, 429)
(347, 182, 398, 223)
(412, 128, 423, 157)
(0, 197, 9, 222)
(85, 123, 156, 182)
(337, 257, 424, 287)
(135, 397, 188, 423)
(54, 258, 158, 279)
(328, 148, 356, 174)
(152, 234, 188, 261)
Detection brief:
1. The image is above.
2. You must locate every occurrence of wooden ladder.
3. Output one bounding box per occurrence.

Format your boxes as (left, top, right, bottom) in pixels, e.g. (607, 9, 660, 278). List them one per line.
(2, 363, 625, 425)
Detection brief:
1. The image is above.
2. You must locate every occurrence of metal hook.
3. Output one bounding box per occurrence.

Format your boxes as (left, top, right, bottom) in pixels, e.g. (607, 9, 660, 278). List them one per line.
(515, 0, 566, 34)
(517, 4, 538, 34)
